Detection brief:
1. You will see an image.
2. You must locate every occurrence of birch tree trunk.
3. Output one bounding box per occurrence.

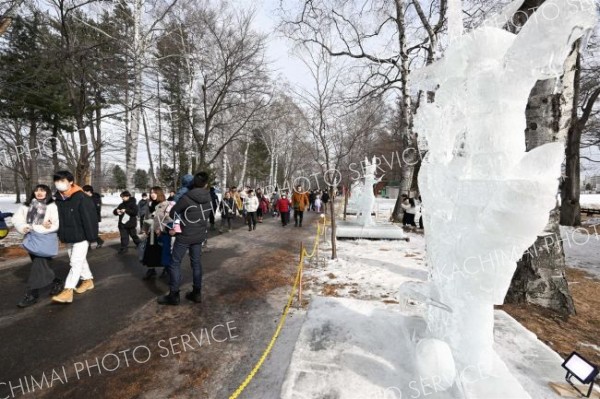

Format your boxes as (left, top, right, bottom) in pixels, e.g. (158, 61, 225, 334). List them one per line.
(142, 110, 156, 186)
(125, 0, 143, 191)
(505, 45, 578, 316)
(274, 150, 279, 189)
(268, 147, 274, 188)
(391, 0, 414, 222)
(238, 141, 250, 188)
(222, 147, 228, 190)
(157, 75, 163, 173)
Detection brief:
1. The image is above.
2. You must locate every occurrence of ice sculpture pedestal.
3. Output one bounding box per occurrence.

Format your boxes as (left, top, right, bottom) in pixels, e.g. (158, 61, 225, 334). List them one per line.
(281, 297, 565, 398)
(335, 220, 408, 240)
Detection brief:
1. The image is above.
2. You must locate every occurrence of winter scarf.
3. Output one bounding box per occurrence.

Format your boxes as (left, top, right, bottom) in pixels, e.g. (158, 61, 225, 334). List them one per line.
(26, 199, 48, 225)
(59, 184, 84, 199)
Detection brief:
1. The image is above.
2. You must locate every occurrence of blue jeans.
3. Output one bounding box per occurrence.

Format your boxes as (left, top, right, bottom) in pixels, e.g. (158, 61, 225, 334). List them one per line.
(168, 238, 202, 293)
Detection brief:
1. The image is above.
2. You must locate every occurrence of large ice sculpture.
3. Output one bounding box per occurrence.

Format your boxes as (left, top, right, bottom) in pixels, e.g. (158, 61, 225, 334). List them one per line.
(356, 156, 382, 227)
(411, 0, 597, 393)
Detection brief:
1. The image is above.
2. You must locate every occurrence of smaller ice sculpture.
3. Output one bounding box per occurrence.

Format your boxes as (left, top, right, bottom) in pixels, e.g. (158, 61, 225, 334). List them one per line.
(356, 157, 382, 227)
(337, 156, 406, 240)
(346, 180, 363, 213)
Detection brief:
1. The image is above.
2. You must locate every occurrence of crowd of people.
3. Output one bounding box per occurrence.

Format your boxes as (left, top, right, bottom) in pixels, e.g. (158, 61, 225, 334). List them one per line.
(1, 170, 334, 308)
(0, 172, 426, 309)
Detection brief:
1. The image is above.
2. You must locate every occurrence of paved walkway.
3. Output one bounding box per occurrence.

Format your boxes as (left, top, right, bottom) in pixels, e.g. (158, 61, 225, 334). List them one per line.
(0, 212, 319, 399)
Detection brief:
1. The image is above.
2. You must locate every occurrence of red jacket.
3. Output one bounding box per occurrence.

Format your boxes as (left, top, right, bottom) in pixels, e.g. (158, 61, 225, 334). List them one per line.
(258, 195, 270, 213)
(276, 198, 290, 213)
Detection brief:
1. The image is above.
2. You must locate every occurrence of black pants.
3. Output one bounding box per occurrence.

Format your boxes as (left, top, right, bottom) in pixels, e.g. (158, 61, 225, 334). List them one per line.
(403, 213, 416, 227)
(221, 216, 232, 230)
(281, 211, 289, 226)
(119, 225, 141, 248)
(209, 210, 215, 226)
(294, 210, 304, 226)
(247, 212, 257, 229)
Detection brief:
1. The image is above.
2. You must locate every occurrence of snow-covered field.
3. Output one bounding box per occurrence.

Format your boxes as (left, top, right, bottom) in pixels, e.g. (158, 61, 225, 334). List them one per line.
(284, 216, 600, 398)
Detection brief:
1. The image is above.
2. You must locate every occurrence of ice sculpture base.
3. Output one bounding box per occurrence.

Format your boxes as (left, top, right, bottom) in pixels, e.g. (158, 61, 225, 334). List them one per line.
(281, 297, 564, 399)
(335, 220, 408, 240)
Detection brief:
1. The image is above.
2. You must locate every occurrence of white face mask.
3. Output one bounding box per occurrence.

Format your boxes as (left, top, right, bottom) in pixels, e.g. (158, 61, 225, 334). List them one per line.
(55, 182, 70, 192)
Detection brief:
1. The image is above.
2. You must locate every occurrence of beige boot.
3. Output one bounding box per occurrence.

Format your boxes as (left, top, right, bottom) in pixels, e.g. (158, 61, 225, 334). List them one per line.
(52, 289, 73, 304)
(74, 279, 94, 294)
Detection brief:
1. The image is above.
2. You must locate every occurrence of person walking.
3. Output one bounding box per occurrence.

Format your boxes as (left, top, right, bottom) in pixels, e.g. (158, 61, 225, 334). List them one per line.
(12, 184, 62, 307)
(137, 193, 150, 233)
(292, 186, 309, 227)
(219, 192, 235, 233)
(256, 188, 269, 223)
(271, 190, 280, 217)
(51, 171, 99, 304)
(276, 193, 291, 227)
(158, 172, 212, 306)
(82, 185, 104, 248)
(113, 191, 141, 254)
(401, 196, 417, 227)
(314, 194, 322, 213)
(209, 187, 219, 231)
(309, 190, 316, 212)
(229, 186, 242, 221)
(245, 190, 259, 231)
(322, 190, 330, 206)
(142, 187, 173, 280)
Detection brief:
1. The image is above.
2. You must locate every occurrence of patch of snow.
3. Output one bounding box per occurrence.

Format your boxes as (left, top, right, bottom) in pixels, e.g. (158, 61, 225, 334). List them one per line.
(580, 194, 600, 210)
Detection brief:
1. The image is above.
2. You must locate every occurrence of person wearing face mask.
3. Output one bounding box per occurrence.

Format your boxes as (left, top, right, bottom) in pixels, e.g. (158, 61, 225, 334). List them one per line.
(276, 193, 291, 227)
(12, 184, 62, 307)
(51, 171, 99, 304)
(245, 190, 259, 231)
(141, 187, 173, 280)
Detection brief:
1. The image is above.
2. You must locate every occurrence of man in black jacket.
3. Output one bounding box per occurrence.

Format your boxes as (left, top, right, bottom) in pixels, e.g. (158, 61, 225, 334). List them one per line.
(137, 193, 150, 233)
(51, 171, 99, 304)
(83, 185, 104, 248)
(113, 191, 141, 254)
(158, 172, 211, 306)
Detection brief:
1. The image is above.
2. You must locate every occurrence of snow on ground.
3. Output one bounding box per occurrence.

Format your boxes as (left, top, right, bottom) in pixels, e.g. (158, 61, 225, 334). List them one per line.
(580, 193, 600, 209)
(282, 223, 596, 398)
(307, 233, 427, 302)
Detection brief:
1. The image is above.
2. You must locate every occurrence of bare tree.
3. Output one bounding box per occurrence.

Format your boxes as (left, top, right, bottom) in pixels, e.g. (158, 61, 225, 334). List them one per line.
(279, 0, 448, 222)
(294, 46, 376, 259)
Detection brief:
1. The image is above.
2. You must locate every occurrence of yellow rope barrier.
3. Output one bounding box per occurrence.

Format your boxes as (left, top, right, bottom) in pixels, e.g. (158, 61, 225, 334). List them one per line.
(228, 218, 323, 399)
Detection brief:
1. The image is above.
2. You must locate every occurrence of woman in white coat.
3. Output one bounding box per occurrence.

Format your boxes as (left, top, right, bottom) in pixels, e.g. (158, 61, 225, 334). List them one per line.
(245, 190, 259, 231)
(12, 184, 62, 307)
